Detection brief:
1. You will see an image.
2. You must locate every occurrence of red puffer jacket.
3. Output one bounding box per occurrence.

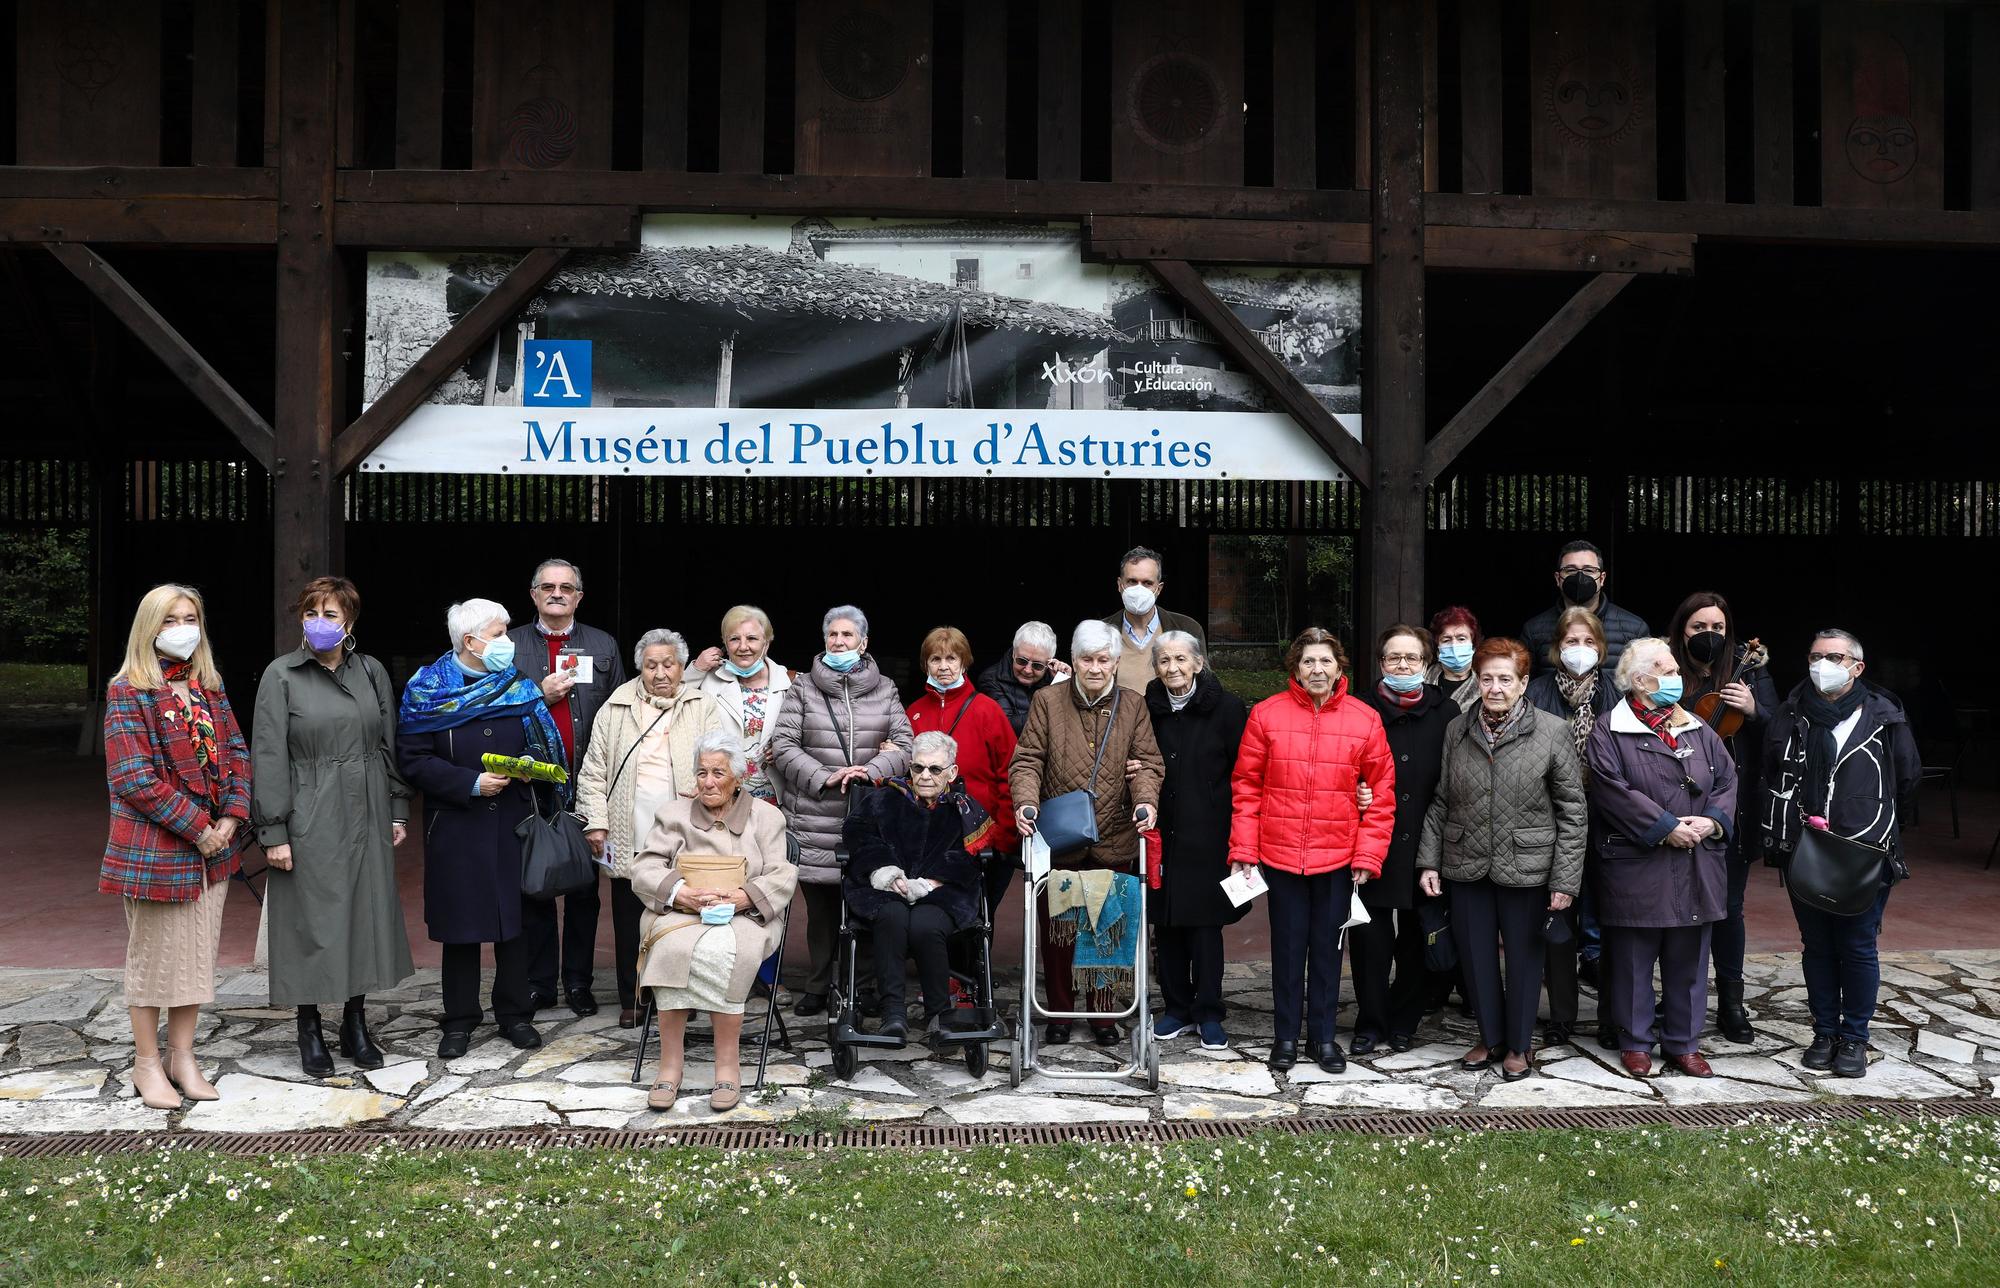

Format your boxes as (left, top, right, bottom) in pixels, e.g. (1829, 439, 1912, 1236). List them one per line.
(1230, 677, 1396, 877)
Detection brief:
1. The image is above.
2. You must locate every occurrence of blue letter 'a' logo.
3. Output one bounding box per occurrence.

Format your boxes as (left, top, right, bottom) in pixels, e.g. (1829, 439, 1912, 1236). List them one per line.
(524, 340, 591, 406)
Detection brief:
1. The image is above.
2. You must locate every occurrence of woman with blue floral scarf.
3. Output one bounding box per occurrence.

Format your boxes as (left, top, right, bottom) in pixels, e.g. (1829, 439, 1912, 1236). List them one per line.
(398, 597, 565, 1059)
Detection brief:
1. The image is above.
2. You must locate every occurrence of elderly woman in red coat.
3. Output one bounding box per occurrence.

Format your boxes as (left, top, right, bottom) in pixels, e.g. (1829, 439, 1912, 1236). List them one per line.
(101, 583, 252, 1111)
(1231, 627, 1396, 1077)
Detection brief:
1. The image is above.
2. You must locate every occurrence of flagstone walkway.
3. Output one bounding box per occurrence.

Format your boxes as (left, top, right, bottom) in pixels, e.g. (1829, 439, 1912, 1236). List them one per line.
(2, 950, 1997, 1137)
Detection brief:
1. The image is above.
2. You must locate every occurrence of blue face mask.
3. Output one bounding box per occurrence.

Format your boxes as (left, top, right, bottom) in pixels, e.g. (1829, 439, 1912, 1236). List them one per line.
(1438, 642, 1474, 672)
(1382, 671, 1425, 693)
(927, 673, 965, 693)
(699, 903, 736, 926)
(1649, 674, 1683, 707)
(823, 649, 861, 673)
(476, 634, 516, 673)
(721, 656, 766, 679)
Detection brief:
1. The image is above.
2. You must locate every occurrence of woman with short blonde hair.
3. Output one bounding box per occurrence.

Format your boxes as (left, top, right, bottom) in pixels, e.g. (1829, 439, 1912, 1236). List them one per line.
(101, 584, 253, 1110)
(692, 603, 795, 804)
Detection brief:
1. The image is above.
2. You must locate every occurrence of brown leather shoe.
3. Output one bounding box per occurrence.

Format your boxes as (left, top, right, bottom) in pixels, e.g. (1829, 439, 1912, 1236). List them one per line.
(1500, 1051, 1532, 1081)
(1667, 1050, 1714, 1078)
(1460, 1044, 1495, 1071)
(1619, 1050, 1653, 1077)
(618, 1008, 639, 1029)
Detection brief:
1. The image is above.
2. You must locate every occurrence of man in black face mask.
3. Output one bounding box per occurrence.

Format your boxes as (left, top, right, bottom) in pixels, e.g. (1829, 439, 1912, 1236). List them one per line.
(1521, 539, 1650, 677)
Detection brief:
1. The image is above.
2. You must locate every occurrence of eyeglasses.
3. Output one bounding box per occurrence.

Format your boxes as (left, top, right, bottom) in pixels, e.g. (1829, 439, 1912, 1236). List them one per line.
(910, 763, 952, 778)
(1808, 652, 1852, 666)
(1559, 565, 1604, 577)
(1013, 656, 1050, 673)
(534, 582, 580, 595)
(1381, 653, 1425, 666)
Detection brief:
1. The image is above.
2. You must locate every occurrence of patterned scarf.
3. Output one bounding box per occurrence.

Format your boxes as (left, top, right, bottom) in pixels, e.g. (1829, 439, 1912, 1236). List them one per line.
(1479, 696, 1529, 748)
(1377, 677, 1425, 710)
(161, 659, 224, 809)
(1628, 693, 1679, 750)
(883, 780, 997, 856)
(1553, 668, 1599, 763)
(399, 650, 566, 795)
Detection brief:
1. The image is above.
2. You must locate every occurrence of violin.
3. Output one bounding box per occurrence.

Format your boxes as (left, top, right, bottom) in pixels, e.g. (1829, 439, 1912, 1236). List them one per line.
(1691, 638, 1768, 739)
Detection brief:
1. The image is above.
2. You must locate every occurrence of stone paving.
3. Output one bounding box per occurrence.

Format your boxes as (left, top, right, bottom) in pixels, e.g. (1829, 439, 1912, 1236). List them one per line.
(2, 950, 1998, 1137)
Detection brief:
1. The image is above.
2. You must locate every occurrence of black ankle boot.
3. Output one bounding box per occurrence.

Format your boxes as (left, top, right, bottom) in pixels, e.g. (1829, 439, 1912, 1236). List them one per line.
(297, 1006, 335, 1077)
(338, 996, 385, 1070)
(1715, 980, 1755, 1045)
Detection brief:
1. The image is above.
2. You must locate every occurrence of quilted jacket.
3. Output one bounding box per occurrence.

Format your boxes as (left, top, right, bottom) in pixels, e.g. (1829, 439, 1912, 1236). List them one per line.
(100, 676, 251, 902)
(765, 655, 913, 883)
(1416, 700, 1589, 894)
(1229, 677, 1397, 878)
(1008, 680, 1163, 870)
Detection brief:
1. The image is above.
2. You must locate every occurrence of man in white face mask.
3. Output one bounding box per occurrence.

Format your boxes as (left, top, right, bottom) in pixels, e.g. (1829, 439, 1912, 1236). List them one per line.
(1101, 545, 1207, 694)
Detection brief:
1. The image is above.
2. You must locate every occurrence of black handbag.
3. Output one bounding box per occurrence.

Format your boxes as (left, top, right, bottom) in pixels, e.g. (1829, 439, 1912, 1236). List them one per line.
(519, 787, 598, 901)
(1418, 896, 1457, 972)
(1786, 825, 1895, 917)
(1035, 688, 1121, 857)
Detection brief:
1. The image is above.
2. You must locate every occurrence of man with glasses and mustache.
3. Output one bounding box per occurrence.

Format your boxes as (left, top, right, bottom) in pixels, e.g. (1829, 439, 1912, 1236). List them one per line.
(975, 621, 1072, 736)
(507, 557, 628, 1018)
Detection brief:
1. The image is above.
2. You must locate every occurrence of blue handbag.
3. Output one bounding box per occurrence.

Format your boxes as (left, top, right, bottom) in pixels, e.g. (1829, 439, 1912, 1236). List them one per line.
(1035, 688, 1120, 858)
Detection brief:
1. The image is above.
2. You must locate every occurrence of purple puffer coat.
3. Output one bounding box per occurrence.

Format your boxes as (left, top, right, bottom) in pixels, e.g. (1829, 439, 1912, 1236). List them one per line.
(1584, 699, 1738, 930)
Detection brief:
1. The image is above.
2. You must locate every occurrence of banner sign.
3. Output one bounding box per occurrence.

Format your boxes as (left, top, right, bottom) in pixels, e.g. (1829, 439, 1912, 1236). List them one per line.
(364, 216, 1364, 481)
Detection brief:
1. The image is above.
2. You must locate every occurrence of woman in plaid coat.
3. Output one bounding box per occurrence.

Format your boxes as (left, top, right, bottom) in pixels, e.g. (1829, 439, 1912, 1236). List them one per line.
(101, 583, 252, 1111)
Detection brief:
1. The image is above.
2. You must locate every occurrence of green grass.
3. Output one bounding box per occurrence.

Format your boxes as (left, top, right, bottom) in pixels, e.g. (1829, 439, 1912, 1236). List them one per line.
(4, 1117, 1998, 1284)
(1213, 667, 1289, 704)
(0, 661, 86, 705)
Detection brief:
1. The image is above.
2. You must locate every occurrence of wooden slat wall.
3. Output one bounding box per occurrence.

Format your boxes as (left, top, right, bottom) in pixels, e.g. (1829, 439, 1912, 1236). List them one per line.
(961, 0, 1008, 179)
(1528, 0, 1657, 200)
(718, 1, 767, 174)
(643, 0, 690, 172)
(190, 0, 240, 167)
(1109, 0, 1244, 185)
(1752, 0, 1791, 204)
(795, 0, 931, 177)
(1976, 7, 2000, 211)
(470, 0, 615, 170)
(1682, 0, 1726, 204)
(1820, 1, 1944, 210)
(395, 0, 445, 168)
(1458, 0, 1502, 195)
(15, 0, 163, 165)
(1036, 0, 1082, 181)
(1272, 0, 1316, 189)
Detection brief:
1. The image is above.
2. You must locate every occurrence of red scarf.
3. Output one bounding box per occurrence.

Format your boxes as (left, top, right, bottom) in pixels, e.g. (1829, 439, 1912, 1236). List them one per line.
(161, 659, 224, 807)
(1628, 693, 1679, 749)
(1376, 678, 1424, 710)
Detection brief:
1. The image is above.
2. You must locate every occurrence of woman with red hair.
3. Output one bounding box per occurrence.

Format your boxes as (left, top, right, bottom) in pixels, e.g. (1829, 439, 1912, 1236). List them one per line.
(1417, 637, 1588, 1079)
(1427, 606, 1482, 713)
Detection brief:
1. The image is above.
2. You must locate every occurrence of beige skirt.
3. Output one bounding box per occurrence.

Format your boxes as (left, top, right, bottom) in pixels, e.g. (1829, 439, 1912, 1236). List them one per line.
(123, 878, 229, 1008)
(651, 925, 742, 1015)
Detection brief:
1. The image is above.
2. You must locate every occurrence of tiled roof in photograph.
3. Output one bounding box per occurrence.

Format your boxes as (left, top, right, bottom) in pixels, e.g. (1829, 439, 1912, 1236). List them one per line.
(452, 246, 1121, 341)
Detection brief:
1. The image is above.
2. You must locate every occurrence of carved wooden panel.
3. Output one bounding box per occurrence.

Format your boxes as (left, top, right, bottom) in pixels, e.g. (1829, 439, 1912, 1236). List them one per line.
(795, 0, 932, 178)
(1820, 2, 1944, 210)
(470, 0, 614, 171)
(1529, 0, 1656, 200)
(16, 0, 162, 165)
(1110, 0, 1244, 186)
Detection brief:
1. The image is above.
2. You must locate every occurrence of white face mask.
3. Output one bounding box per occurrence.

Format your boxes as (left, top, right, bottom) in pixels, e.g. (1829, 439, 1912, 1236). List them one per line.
(1559, 645, 1600, 677)
(1121, 585, 1157, 616)
(155, 624, 202, 661)
(1810, 658, 1853, 695)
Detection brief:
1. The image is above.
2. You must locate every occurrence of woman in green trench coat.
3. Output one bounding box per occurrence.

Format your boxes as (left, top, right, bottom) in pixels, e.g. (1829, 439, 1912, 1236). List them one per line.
(252, 576, 415, 1076)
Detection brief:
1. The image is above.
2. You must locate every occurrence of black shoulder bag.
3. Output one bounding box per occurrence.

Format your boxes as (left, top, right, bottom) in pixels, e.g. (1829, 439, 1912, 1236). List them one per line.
(1786, 825, 1895, 917)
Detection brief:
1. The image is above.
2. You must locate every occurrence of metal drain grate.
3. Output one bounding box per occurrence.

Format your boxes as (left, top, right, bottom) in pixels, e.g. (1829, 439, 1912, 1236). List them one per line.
(3, 1098, 1997, 1160)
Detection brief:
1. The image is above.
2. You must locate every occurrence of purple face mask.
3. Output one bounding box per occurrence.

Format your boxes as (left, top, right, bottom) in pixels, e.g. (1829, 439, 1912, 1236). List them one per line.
(303, 616, 348, 652)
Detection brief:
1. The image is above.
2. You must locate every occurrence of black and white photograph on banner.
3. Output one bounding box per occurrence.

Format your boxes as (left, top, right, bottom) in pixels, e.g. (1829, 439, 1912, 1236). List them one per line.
(362, 216, 1364, 480)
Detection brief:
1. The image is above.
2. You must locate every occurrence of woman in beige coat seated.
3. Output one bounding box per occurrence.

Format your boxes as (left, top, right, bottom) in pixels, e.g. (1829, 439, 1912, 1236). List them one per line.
(630, 729, 796, 1112)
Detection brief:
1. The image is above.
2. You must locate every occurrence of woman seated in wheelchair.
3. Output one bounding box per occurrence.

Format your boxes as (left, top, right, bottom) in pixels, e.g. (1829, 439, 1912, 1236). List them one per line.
(630, 730, 797, 1113)
(841, 730, 995, 1045)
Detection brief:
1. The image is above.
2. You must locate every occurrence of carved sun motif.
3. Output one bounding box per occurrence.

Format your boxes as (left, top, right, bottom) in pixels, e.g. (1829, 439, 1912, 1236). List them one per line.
(1543, 51, 1644, 147)
(56, 20, 121, 101)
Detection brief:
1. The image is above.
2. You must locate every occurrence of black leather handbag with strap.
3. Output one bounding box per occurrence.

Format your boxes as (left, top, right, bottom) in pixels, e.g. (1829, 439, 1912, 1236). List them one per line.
(519, 785, 597, 900)
(1786, 825, 1896, 917)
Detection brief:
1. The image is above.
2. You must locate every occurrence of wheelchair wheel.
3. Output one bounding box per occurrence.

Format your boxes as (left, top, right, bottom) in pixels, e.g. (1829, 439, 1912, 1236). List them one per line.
(964, 1041, 988, 1079)
(830, 1030, 858, 1082)
(1144, 1038, 1160, 1091)
(1006, 1021, 1023, 1088)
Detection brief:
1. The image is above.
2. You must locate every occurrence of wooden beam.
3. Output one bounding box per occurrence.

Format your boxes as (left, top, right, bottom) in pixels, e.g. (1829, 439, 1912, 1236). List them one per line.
(333, 247, 571, 475)
(274, 0, 343, 638)
(1087, 216, 1371, 265)
(1426, 192, 2000, 248)
(334, 203, 639, 249)
(46, 242, 276, 470)
(0, 199, 278, 244)
(0, 168, 279, 199)
(1421, 272, 1635, 483)
(1361, 0, 1425, 652)
(1149, 258, 1371, 484)
(1425, 227, 1694, 273)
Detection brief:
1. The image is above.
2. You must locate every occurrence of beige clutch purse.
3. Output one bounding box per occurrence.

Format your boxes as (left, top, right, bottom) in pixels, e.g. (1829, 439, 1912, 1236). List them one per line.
(678, 853, 747, 892)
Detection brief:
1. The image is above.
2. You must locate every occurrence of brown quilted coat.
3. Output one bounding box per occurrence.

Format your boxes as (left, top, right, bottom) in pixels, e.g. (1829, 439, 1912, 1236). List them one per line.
(1008, 680, 1163, 870)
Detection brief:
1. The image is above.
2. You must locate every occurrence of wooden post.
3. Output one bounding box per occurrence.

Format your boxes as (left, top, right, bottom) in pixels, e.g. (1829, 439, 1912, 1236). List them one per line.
(273, 0, 342, 651)
(1359, 0, 1426, 657)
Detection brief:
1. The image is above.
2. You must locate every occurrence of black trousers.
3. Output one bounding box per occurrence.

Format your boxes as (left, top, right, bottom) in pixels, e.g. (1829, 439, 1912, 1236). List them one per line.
(440, 936, 531, 1032)
(1543, 905, 1581, 1028)
(949, 857, 1015, 977)
(1265, 866, 1351, 1046)
(1448, 877, 1545, 1057)
(1156, 924, 1226, 1025)
(522, 875, 600, 996)
(1347, 906, 1427, 1041)
(608, 877, 644, 1010)
(870, 901, 955, 1018)
(800, 882, 875, 997)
